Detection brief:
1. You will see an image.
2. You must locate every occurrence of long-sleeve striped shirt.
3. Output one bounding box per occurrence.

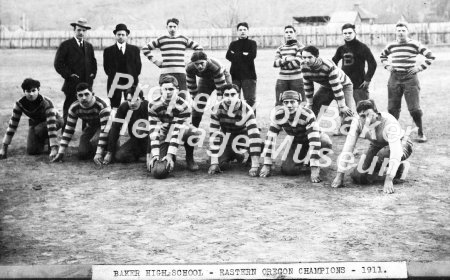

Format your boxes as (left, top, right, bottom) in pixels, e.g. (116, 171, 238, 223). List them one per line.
(273, 40, 304, 80)
(142, 35, 203, 74)
(148, 96, 191, 157)
(302, 57, 352, 109)
(209, 100, 261, 163)
(380, 39, 435, 72)
(58, 97, 111, 155)
(186, 58, 227, 97)
(337, 112, 411, 177)
(2, 95, 59, 147)
(262, 107, 322, 167)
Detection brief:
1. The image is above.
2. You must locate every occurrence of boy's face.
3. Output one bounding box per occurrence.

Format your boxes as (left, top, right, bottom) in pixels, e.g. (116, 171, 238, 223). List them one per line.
(223, 88, 239, 106)
(166, 22, 178, 37)
(77, 88, 94, 107)
(238, 26, 248, 39)
(160, 82, 178, 103)
(193, 60, 208, 72)
(283, 98, 299, 114)
(284, 28, 296, 41)
(126, 93, 142, 110)
(342, 28, 356, 41)
(396, 26, 409, 41)
(301, 51, 317, 66)
(24, 87, 39, 101)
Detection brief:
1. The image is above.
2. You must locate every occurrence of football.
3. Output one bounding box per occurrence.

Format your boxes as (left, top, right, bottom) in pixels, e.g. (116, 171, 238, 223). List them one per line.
(152, 160, 170, 179)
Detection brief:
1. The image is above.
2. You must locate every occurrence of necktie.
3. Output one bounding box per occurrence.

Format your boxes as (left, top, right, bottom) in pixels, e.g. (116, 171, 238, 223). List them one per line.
(120, 46, 123, 54)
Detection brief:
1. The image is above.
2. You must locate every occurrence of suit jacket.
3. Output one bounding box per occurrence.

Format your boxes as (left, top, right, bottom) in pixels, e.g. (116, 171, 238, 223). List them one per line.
(103, 43, 142, 92)
(54, 37, 97, 95)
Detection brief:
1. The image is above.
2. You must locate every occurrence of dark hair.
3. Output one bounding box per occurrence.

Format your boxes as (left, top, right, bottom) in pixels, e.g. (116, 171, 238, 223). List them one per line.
(284, 25, 296, 32)
(21, 78, 40, 91)
(237, 22, 249, 30)
(220, 83, 240, 93)
(341, 23, 356, 31)
(159, 75, 179, 88)
(126, 86, 144, 100)
(302, 45, 319, 57)
(396, 21, 409, 30)
(166, 18, 179, 26)
(191, 51, 208, 62)
(76, 82, 92, 92)
(356, 99, 379, 114)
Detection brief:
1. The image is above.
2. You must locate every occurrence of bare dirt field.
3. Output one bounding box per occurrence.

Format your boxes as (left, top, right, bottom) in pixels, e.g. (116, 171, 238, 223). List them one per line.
(0, 47, 449, 264)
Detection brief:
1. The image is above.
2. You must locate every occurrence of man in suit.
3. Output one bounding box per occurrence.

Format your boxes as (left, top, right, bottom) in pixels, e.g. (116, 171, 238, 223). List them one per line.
(54, 18, 97, 126)
(103, 23, 142, 109)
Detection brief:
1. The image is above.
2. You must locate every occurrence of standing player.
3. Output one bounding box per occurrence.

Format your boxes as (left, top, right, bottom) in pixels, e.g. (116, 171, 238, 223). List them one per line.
(332, 100, 413, 194)
(186, 51, 229, 127)
(273, 25, 304, 106)
(51, 83, 111, 165)
(226, 22, 258, 111)
(332, 23, 377, 105)
(147, 75, 200, 175)
(380, 21, 435, 143)
(260, 90, 332, 183)
(103, 86, 149, 164)
(142, 18, 203, 91)
(301, 45, 355, 128)
(103, 23, 142, 109)
(0, 78, 63, 159)
(208, 84, 262, 177)
(54, 18, 97, 127)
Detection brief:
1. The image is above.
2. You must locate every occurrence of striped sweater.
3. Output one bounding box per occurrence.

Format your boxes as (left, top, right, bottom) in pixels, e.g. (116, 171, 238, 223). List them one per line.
(2, 95, 59, 147)
(273, 40, 304, 80)
(380, 39, 435, 72)
(148, 96, 191, 157)
(262, 107, 322, 167)
(302, 58, 352, 109)
(209, 100, 261, 162)
(58, 97, 111, 155)
(186, 58, 227, 97)
(142, 35, 203, 74)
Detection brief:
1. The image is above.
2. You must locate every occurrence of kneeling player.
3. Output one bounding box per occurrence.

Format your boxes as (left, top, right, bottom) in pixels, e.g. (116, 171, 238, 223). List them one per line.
(147, 75, 200, 178)
(103, 86, 149, 164)
(260, 90, 332, 183)
(51, 83, 111, 164)
(208, 84, 262, 177)
(0, 78, 63, 159)
(332, 99, 413, 194)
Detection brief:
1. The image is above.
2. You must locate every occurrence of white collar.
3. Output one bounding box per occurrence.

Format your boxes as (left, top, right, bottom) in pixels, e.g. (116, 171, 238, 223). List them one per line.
(116, 42, 126, 50)
(74, 37, 83, 45)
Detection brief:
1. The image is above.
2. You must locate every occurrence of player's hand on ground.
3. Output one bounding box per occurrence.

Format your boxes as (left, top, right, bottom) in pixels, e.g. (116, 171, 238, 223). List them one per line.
(51, 153, 64, 163)
(93, 153, 103, 165)
(49, 146, 58, 160)
(248, 166, 259, 177)
(310, 166, 321, 183)
(331, 172, 345, 188)
(259, 164, 271, 178)
(146, 154, 158, 171)
(103, 152, 112, 165)
(0, 144, 8, 159)
(383, 180, 395, 194)
(162, 154, 175, 173)
(208, 164, 222, 175)
(359, 81, 370, 90)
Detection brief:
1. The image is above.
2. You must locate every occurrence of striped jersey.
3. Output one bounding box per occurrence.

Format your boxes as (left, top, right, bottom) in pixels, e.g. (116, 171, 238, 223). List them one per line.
(209, 100, 261, 161)
(262, 107, 322, 167)
(58, 97, 111, 155)
(148, 95, 191, 157)
(302, 57, 352, 108)
(273, 40, 304, 80)
(2, 95, 59, 147)
(338, 112, 413, 177)
(186, 58, 227, 97)
(142, 35, 203, 74)
(380, 39, 435, 72)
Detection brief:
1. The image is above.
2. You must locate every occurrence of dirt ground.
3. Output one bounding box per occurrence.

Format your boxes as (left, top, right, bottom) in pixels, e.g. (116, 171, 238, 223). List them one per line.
(0, 47, 449, 265)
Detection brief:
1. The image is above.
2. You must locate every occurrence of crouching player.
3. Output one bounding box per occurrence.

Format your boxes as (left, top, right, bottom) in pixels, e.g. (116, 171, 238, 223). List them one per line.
(51, 83, 111, 164)
(0, 78, 63, 159)
(208, 84, 262, 177)
(332, 99, 413, 194)
(103, 86, 149, 164)
(260, 90, 332, 183)
(147, 75, 200, 178)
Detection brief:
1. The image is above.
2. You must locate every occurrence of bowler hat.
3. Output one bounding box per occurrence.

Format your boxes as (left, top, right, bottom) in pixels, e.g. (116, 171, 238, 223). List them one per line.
(70, 18, 91, 30)
(113, 23, 130, 35)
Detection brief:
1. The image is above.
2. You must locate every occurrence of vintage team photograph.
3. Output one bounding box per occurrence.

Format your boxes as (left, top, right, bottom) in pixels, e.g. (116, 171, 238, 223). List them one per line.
(0, 0, 449, 274)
